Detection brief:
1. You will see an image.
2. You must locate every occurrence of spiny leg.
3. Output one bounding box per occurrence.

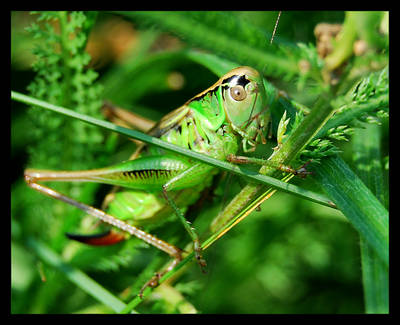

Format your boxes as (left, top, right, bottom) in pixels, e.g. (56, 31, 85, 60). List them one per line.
(24, 156, 211, 296)
(227, 154, 312, 178)
(24, 175, 183, 258)
(24, 171, 184, 296)
(162, 188, 207, 271)
(161, 163, 209, 273)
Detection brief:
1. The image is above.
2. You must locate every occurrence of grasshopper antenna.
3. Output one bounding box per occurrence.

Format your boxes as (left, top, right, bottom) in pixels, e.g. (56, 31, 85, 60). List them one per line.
(270, 11, 282, 44)
(261, 11, 282, 76)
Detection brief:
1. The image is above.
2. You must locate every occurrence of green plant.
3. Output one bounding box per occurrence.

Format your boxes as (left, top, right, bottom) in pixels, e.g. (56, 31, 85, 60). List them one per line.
(11, 11, 388, 314)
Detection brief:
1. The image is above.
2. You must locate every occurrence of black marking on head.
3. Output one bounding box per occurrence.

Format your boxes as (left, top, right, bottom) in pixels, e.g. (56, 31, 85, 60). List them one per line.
(222, 75, 251, 101)
(223, 74, 250, 88)
(190, 73, 251, 104)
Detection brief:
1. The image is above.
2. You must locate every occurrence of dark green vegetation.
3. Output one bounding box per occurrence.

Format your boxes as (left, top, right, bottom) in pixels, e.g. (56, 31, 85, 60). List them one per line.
(11, 11, 388, 314)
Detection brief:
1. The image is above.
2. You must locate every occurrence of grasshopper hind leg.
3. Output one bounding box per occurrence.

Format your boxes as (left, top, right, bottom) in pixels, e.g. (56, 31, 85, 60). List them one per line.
(24, 171, 185, 297)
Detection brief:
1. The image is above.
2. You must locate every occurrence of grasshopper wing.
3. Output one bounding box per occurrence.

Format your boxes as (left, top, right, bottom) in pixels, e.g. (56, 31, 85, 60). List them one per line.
(147, 105, 191, 138)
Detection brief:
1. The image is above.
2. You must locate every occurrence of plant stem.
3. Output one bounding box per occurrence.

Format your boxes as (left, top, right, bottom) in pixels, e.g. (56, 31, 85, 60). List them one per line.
(263, 95, 335, 175)
(324, 11, 358, 71)
(211, 92, 336, 232)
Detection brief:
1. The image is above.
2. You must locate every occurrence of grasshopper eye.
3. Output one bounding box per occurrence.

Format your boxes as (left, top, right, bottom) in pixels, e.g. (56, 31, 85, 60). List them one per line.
(230, 85, 247, 101)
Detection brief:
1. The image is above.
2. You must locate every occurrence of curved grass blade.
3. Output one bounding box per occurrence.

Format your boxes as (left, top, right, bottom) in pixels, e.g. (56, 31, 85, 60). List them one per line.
(353, 124, 388, 313)
(26, 237, 129, 313)
(11, 90, 335, 209)
(311, 155, 388, 266)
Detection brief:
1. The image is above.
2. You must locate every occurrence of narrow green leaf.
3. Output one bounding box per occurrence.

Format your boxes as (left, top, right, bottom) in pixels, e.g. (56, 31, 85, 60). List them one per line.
(26, 238, 129, 313)
(353, 124, 388, 314)
(311, 155, 388, 266)
(11, 90, 335, 209)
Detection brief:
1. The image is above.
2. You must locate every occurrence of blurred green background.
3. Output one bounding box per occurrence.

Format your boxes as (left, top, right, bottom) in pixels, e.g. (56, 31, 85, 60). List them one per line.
(11, 11, 387, 314)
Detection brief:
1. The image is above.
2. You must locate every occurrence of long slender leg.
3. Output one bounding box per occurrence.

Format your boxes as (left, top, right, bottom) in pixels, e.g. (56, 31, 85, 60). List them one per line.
(161, 163, 211, 272)
(24, 172, 184, 296)
(24, 156, 210, 297)
(25, 174, 183, 259)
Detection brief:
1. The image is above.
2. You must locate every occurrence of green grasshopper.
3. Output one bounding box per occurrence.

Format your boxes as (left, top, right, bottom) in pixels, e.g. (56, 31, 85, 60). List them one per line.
(25, 66, 308, 296)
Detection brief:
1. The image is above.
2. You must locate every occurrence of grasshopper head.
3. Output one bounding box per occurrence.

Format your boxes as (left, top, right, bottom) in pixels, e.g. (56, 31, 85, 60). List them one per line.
(220, 67, 268, 151)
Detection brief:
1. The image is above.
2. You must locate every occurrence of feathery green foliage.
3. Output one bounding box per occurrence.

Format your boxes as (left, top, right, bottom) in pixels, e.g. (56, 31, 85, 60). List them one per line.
(26, 11, 105, 169)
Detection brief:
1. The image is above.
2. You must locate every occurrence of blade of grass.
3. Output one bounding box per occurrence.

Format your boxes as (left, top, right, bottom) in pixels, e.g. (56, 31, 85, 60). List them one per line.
(11, 90, 335, 209)
(26, 237, 129, 313)
(210, 90, 337, 233)
(311, 155, 388, 266)
(353, 123, 388, 313)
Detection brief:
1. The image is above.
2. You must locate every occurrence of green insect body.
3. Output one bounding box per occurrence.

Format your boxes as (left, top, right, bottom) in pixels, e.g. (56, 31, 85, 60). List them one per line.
(25, 66, 271, 294)
(69, 66, 267, 226)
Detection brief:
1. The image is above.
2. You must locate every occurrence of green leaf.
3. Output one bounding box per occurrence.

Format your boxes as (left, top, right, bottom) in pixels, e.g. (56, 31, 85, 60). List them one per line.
(311, 155, 388, 266)
(353, 123, 388, 313)
(27, 238, 129, 313)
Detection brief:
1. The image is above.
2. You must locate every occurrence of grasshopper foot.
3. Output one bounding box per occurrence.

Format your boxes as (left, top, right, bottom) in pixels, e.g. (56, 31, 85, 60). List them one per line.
(194, 240, 207, 273)
(294, 160, 313, 178)
(195, 252, 207, 273)
(138, 273, 161, 299)
(138, 256, 182, 299)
